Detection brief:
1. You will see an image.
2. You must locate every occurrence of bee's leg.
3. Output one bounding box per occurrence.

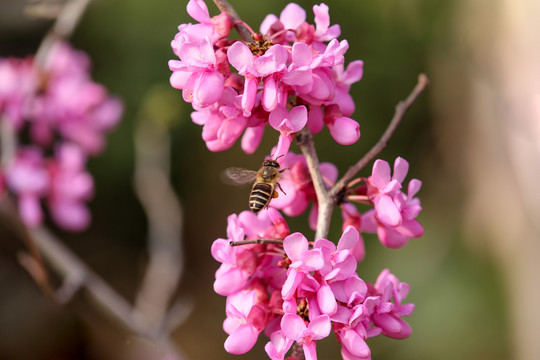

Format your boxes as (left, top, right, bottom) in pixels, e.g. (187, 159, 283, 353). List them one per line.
(276, 182, 286, 195)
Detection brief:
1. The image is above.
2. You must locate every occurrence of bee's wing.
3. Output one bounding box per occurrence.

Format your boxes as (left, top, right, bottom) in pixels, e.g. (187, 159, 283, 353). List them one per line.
(220, 167, 258, 186)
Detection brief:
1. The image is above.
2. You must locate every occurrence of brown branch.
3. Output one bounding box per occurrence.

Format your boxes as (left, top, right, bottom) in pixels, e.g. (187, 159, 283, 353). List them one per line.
(26, 226, 186, 358)
(291, 342, 305, 360)
(0, 198, 55, 297)
(35, 0, 93, 66)
(229, 238, 284, 246)
(330, 74, 430, 198)
(212, 0, 252, 42)
(0, 118, 17, 168)
(295, 127, 333, 241)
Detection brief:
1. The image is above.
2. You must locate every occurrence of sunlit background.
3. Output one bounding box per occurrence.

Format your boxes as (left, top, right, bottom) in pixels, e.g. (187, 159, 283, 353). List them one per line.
(1, 0, 539, 359)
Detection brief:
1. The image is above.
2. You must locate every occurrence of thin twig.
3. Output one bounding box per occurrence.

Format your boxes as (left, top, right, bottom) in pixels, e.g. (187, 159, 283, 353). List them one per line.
(35, 0, 93, 66)
(330, 74, 430, 198)
(295, 127, 333, 241)
(229, 238, 284, 246)
(0, 197, 55, 297)
(0, 118, 17, 168)
(213, 0, 252, 42)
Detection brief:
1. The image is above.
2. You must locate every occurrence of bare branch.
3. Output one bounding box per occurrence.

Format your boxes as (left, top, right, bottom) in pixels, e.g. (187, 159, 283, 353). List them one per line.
(229, 238, 284, 246)
(133, 113, 185, 330)
(295, 127, 334, 241)
(330, 74, 430, 198)
(29, 226, 148, 331)
(212, 0, 252, 42)
(0, 118, 17, 168)
(0, 198, 55, 297)
(35, 0, 93, 66)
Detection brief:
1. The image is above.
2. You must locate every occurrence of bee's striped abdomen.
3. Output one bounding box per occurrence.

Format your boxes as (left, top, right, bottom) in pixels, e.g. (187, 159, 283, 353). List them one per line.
(249, 183, 273, 213)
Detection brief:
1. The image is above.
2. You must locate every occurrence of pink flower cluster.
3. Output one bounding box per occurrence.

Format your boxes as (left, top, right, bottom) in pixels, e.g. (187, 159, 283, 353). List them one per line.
(0, 42, 122, 230)
(266, 151, 423, 249)
(361, 157, 424, 248)
(212, 211, 414, 360)
(169, 1, 363, 156)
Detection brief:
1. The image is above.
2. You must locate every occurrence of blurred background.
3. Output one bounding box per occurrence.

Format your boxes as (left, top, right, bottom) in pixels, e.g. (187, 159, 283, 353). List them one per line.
(1, 0, 539, 359)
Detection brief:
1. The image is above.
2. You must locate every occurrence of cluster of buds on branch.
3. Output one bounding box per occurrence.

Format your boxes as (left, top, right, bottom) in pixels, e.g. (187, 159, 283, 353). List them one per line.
(169, 1, 428, 359)
(0, 42, 122, 230)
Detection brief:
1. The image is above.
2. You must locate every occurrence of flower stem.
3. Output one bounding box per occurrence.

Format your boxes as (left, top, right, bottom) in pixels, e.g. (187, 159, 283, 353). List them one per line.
(291, 342, 305, 360)
(295, 127, 333, 241)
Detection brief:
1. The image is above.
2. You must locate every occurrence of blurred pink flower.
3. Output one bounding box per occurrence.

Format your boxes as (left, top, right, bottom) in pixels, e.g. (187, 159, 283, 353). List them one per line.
(47, 143, 93, 231)
(0, 42, 122, 231)
(5, 147, 49, 227)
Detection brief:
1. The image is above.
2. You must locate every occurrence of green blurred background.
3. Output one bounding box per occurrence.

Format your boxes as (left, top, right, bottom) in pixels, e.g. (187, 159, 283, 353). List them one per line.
(2, 0, 538, 359)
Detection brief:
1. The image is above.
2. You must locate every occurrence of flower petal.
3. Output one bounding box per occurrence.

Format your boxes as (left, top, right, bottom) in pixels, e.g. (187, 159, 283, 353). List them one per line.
(224, 323, 259, 354)
(309, 314, 331, 339)
(317, 283, 337, 315)
(392, 157, 409, 183)
(374, 195, 402, 227)
(280, 3, 306, 30)
(327, 116, 360, 145)
(281, 313, 306, 340)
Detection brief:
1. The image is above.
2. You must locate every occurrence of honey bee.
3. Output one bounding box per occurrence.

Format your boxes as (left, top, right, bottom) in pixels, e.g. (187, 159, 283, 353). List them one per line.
(222, 158, 286, 213)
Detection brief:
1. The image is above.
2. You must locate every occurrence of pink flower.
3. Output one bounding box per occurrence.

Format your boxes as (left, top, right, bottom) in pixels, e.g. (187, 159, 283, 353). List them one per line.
(212, 209, 290, 296)
(192, 87, 247, 151)
(314, 226, 363, 281)
(47, 143, 93, 231)
(30, 42, 122, 155)
(323, 104, 360, 145)
(336, 325, 372, 360)
(332, 60, 364, 116)
(5, 147, 49, 227)
(176, 0, 232, 44)
(260, 3, 307, 44)
(169, 37, 226, 109)
(363, 157, 424, 248)
(211, 214, 260, 296)
(265, 331, 294, 360)
(281, 232, 324, 300)
(227, 42, 289, 116)
(313, 4, 341, 43)
(0, 57, 37, 129)
(269, 105, 308, 158)
(281, 313, 331, 360)
(369, 269, 414, 339)
(223, 290, 266, 354)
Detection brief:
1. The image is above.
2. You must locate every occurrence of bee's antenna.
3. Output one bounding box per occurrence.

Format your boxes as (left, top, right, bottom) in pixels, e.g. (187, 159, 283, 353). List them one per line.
(273, 154, 285, 161)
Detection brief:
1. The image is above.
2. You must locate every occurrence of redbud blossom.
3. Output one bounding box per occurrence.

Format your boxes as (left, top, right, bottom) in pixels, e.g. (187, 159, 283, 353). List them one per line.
(363, 157, 424, 248)
(0, 42, 122, 230)
(169, 0, 363, 155)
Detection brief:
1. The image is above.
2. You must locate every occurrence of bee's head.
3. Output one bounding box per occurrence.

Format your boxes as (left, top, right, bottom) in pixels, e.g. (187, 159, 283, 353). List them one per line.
(263, 160, 280, 168)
